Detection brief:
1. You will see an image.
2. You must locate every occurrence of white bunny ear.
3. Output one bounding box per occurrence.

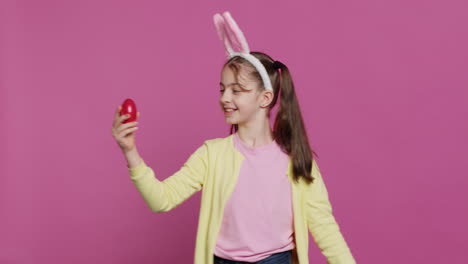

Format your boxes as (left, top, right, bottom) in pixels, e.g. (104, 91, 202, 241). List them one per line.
(213, 13, 232, 57)
(221, 11, 250, 54)
(213, 11, 250, 57)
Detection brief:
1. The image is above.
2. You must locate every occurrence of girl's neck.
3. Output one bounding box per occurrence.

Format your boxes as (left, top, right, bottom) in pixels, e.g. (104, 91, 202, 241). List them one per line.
(235, 125, 274, 149)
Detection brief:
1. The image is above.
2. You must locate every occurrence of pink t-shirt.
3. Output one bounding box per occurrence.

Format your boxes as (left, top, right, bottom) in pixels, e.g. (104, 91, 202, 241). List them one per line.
(214, 132, 295, 262)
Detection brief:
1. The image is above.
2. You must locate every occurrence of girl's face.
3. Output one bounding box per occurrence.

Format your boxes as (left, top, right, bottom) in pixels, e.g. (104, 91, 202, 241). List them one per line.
(219, 65, 265, 125)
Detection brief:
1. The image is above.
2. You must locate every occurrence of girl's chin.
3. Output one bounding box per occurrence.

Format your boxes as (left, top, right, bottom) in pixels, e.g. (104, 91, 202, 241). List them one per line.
(224, 118, 238, 124)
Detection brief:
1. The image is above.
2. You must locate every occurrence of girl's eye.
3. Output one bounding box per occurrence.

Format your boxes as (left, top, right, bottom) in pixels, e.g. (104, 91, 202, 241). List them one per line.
(219, 89, 240, 94)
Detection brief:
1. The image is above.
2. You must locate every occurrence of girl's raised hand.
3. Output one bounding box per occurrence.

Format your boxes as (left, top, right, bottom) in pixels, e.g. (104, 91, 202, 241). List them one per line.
(112, 105, 140, 153)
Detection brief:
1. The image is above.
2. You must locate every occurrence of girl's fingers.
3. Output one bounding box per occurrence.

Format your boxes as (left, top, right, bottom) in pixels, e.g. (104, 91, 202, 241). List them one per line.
(118, 126, 139, 137)
(113, 105, 124, 127)
(117, 122, 138, 133)
(120, 114, 130, 123)
(115, 105, 122, 118)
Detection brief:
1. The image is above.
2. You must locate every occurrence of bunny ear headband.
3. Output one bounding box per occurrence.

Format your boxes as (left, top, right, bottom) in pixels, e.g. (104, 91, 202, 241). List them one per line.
(213, 11, 284, 91)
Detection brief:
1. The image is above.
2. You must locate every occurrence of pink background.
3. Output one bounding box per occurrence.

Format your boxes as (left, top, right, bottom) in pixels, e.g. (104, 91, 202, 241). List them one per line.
(2, 0, 467, 263)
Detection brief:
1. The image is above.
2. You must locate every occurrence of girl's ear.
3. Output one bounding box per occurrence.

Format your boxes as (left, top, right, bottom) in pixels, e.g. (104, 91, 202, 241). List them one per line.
(213, 11, 250, 57)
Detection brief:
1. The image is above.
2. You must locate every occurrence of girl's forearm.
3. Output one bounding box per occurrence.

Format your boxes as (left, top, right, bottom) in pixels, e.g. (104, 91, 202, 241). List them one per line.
(123, 147, 143, 169)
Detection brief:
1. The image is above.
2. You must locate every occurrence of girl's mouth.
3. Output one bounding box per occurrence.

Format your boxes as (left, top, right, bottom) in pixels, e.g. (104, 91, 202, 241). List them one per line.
(224, 108, 238, 116)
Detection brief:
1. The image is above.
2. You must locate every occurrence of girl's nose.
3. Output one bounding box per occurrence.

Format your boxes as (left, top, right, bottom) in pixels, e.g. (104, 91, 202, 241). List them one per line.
(220, 91, 231, 102)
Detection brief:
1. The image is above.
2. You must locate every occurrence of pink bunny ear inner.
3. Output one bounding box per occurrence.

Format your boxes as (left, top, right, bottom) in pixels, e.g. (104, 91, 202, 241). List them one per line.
(213, 13, 233, 56)
(222, 11, 250, 54)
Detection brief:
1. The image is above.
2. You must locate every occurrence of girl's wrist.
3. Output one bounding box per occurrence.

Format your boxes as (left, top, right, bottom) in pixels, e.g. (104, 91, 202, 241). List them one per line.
(123, 147, 142, 169)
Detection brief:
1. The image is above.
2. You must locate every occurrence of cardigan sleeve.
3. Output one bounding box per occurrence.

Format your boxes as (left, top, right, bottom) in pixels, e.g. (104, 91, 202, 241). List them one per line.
(127, 141, 208, 213)
(304, 159, 356, 264)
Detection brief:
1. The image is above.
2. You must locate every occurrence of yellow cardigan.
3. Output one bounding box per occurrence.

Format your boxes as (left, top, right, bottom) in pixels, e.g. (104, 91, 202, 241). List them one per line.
(128, 134, 356, 264)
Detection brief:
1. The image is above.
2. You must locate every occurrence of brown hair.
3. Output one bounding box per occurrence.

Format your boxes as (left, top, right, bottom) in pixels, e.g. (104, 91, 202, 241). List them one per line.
(223, 51, 318, 184)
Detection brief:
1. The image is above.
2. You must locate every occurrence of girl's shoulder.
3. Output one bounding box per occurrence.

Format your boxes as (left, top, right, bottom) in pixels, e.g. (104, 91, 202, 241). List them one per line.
(203, 134, 234, 147)
(197, 134, 238, 160)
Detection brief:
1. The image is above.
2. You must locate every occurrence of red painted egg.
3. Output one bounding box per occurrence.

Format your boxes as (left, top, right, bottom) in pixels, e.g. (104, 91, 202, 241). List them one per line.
(120, 98, 137, 124)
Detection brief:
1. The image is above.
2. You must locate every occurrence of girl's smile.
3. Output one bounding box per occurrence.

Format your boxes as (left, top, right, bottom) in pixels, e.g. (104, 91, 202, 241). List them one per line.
(224, 108, 238, 116)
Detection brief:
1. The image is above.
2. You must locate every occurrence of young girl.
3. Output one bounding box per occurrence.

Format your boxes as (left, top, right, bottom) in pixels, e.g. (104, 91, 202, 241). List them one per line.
(111, 11, 356, 264)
